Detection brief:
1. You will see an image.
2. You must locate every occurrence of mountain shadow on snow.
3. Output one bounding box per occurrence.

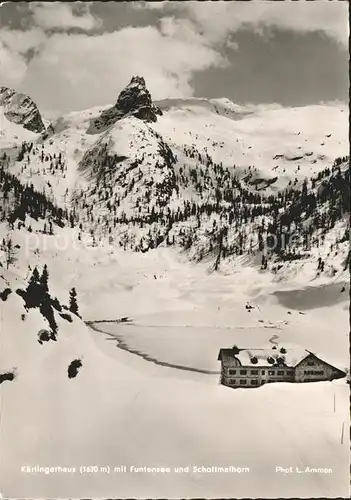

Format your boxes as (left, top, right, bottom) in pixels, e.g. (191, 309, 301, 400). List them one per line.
(273, 282, 350, 310)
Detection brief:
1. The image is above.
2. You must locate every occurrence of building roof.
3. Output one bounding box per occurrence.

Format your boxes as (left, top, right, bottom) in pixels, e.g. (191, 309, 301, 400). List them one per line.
(218, 345, 347, 373)
(217, 348, 239, 362)
(218, 345, 309, 368)
(236, 347, 309, 367)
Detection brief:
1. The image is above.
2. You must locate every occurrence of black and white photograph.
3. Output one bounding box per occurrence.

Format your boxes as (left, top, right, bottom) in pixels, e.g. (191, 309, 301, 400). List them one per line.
(0, 1, 349, 498)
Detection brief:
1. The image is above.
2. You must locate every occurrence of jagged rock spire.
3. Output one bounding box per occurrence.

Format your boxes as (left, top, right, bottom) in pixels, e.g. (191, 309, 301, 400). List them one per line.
(116, 75, 162, 122)
(87, 75, 162, 134)
(117, 76, 151, 112)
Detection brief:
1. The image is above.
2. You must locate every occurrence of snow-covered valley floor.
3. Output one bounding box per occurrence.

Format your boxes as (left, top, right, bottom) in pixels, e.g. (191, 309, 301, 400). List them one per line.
(1, 243, 349, 499)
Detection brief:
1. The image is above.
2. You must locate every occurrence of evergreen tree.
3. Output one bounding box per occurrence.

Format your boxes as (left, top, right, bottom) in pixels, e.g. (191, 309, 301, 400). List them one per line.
(17, 143, 25, 161)
(69, 287, 79, 315)
(40, 264, 49, 293)
(29, 267, 40, 285)
(1, 236, 18, 269)
(25, 267, 42, 308)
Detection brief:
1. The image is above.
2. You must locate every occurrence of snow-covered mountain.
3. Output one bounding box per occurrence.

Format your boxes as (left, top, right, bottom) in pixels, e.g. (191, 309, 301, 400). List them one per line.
(0, 76, 349, 499)
(1, 76, 349, 278)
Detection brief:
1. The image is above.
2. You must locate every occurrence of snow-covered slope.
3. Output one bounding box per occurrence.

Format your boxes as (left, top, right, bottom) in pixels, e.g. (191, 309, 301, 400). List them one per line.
(0, 240, 349, 499)
(155, 96, 247, 120)
(153, 99, 348, 186)
(0, 108, 39, 150)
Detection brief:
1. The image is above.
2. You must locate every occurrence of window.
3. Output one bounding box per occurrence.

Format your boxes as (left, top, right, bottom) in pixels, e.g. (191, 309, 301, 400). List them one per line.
(229, 369, 236, 375)
(268, 370, 275, 376)
(261, 370, 265, 375)
(304, 370, 324, 376)
(251, 370, 259, 375)
(240, 370, 247, 375)
(250, 380, 258, 385)
(277, 370, 284, 375)
(229, 379, 236, 385)
(307, 361, 314, 366)
(240, 380, 247, 385)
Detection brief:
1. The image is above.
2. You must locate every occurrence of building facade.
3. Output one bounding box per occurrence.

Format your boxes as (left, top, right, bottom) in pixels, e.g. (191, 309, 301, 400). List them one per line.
(218, 347, 346, 388)
(294, 353, 346, 383)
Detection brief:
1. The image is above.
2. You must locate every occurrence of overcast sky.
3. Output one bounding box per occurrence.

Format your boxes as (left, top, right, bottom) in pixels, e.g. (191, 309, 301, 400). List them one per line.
(0, 1, 348, 114)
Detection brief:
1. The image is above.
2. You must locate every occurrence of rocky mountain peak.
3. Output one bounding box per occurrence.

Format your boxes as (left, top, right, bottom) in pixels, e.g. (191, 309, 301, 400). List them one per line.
(131, 75, 146, 85)
(0, 86, 45, 133)
(116, 75, 151, 113)
(124, 75, 147, 91)
(87, 76, 162, 134)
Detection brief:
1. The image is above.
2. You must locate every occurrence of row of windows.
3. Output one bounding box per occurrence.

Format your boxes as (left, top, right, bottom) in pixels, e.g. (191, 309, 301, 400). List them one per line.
(227, 379, 300, 386)
(228, 369, 292, 376)
(229, 379, 258, 386)
(228, 369, 261, 375)
(304, 370, 324, 376)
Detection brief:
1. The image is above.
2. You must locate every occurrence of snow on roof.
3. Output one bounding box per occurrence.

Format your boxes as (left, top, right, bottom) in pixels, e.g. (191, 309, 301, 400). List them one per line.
(236, 347, 309, 367)
(218, 345, 309, 367)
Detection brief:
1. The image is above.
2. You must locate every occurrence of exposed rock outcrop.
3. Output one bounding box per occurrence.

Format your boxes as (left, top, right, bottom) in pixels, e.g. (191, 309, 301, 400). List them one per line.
(87, 76, 162, 134)
(0, 86, 45, 133)
(116, 75, 162, 121)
